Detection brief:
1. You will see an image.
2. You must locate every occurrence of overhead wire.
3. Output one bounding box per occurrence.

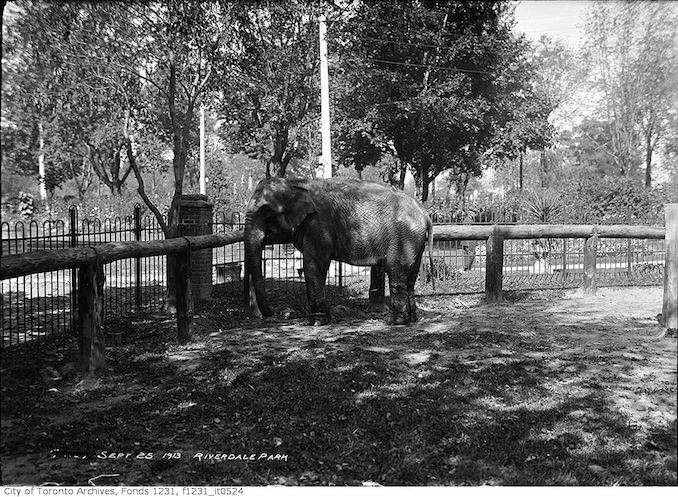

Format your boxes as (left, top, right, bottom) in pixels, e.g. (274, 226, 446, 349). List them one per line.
(341, 56, 497, 76)
(331, 32, 586, 57)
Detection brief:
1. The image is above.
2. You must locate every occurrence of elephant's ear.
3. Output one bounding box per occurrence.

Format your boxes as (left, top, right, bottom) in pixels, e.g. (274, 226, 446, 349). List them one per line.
(284, 186, 316, 232)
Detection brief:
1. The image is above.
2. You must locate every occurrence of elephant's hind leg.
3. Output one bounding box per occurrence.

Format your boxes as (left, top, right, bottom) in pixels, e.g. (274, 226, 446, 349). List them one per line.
(386, 262, 410, 325)
(406, 262, 422, 322)
(303, 251, 332, 325)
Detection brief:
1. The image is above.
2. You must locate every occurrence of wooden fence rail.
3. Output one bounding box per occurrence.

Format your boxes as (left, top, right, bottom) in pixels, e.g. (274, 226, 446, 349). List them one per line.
(1, 210, 676, 374)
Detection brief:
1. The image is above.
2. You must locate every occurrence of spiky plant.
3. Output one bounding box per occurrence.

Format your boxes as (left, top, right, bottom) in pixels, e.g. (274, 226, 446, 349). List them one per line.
(522, 189, 564, 268)
(522, 189, 564, 223)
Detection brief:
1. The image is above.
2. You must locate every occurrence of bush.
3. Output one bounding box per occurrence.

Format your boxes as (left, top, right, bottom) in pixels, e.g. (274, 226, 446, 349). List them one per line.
(560, 174, 667, 224)
(16, 191, 35, 219)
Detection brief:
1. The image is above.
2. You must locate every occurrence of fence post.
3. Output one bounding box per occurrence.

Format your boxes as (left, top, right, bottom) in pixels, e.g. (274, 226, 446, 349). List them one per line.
(485, 229, 504, 303)
(626, 207, 633, 277)
(561, 238, 568, 286)
(176, 240, 193, 344)
(69, 206, 78, 333)
(583, 227, 599, 295)
(78, 258, 106, 373)
(662, 203, 677, 331)
(134, 205, 142, 312)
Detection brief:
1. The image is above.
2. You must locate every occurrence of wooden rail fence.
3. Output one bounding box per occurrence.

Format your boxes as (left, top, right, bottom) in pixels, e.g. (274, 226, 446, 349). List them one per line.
(1, 203, 676, 374)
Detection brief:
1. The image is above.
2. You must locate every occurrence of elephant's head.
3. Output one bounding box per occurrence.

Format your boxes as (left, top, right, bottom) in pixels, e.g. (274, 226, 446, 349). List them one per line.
(244, 178, 316, 318)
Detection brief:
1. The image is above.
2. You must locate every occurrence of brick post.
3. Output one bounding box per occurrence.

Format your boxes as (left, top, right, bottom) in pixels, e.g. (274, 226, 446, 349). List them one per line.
(179, 194, 214, 301)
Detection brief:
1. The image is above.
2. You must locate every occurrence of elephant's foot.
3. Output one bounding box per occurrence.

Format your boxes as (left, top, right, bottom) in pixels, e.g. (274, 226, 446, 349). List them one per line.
(367, 302, 388, 314)
(308, 312, 331, 326)
(387, 313, 410, 326)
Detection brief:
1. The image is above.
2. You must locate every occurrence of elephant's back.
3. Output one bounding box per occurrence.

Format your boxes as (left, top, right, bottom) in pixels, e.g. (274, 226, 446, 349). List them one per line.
(321, 181, 429, 263)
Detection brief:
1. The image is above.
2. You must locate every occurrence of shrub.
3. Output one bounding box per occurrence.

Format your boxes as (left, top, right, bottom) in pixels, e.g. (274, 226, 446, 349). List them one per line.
(16, 191, 35, 219)
(560, 174, 667, 224)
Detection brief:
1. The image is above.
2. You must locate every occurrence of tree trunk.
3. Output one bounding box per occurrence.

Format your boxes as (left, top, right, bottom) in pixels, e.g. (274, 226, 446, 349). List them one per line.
(540, 150, 547, 188)
(420, 166, 432, 203)
(519, 151, 524, 190)
(397, 162, 407, 190)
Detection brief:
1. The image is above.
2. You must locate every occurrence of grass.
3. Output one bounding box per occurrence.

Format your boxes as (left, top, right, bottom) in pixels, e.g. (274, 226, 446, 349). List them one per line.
(1, 286, 676, 486)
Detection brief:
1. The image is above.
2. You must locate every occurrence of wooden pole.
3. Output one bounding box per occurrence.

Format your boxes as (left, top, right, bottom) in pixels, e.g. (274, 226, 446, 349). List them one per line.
(199, 105, 206, 195)
(561, 238, 568, 287)
(69, 207, 78, 333)
(431, 224, 665, 241)
(77, 259, 106, 373)
(1, 232, 243, 280)
(662, 203, 677, 330)
(318, 13, 332, 178)
(583, 228, 599, 295)
(176, 240, 193, 344)
(485, 231, 504, 303)
(626, 206, 633, 277)
(134, 205, 142, 312)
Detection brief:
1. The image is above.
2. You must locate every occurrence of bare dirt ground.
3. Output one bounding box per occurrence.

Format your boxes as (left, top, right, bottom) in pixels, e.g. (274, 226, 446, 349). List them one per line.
(1, 286, 676, 486)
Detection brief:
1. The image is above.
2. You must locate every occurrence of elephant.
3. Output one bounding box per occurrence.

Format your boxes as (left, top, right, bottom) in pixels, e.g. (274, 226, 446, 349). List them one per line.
(244, 177, 433, 325)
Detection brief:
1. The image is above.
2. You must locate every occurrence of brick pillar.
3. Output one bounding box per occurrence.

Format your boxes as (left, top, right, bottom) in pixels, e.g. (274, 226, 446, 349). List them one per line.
(179, 194, 214, 301)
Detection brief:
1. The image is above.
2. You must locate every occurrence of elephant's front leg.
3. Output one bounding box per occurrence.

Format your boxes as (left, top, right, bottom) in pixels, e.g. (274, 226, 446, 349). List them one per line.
(303, 250, 332, 325)
(368, 263, 387, 313)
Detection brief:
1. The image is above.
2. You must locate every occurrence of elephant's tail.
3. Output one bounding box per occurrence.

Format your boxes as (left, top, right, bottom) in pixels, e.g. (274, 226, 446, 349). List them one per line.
(427, 220, 436, 291)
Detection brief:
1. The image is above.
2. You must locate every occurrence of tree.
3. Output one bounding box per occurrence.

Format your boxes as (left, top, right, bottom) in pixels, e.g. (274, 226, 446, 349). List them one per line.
(582, 1, 678, 186)
(2, 2, 142, 200)
(2, 1, 232, 308)
(333, 0, 546, 201)
(216, 1, 334, 178)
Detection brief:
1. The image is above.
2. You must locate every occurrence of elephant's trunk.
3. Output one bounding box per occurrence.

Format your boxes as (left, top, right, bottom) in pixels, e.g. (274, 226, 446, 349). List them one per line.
(244, 217, 274, 318)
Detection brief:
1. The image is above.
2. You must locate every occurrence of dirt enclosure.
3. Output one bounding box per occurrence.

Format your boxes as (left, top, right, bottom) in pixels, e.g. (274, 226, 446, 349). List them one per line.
(1, 286, 676, 486)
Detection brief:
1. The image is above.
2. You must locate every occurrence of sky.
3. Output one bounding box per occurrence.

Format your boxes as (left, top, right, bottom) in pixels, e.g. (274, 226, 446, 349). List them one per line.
(513, 0, 592, 46)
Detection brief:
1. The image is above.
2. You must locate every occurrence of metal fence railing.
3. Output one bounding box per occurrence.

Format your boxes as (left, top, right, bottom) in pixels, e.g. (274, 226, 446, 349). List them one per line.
(1, 206, 667, 349)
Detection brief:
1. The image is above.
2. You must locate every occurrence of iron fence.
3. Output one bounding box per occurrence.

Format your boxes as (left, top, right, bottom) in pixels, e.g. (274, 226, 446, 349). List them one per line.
(1, 206, 667, 349)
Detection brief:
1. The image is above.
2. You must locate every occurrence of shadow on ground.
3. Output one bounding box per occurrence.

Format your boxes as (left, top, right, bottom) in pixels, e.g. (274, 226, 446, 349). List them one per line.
(1, 287, 676, 486)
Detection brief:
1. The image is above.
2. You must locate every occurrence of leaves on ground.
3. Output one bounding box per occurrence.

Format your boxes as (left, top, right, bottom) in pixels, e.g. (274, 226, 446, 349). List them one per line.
(1, 287, 676, 486)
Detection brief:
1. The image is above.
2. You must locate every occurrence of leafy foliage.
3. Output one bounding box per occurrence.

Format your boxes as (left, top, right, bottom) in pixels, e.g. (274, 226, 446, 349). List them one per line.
(582, 2, 678, 185)
(216, 1, 332, 178)
(522, 189, 564, 223)
(560, 173, 669, 224)
(332, 1, 554, 200)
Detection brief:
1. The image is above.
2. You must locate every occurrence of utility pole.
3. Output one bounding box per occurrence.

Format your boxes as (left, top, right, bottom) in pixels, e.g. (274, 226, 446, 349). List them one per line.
(319, 14, 332, 178)
(199, 105, 206, 195)
(38, 122, 47, 200)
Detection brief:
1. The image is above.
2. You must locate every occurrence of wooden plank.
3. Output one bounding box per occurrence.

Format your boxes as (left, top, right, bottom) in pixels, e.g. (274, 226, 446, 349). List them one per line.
(77, 261, 106, 373)
(175, 243, 193, 344)
(662, 204, 678, 330)
(433, 224, 665, 241)
(583, 230, 599, 295)
(0, 225, 667, 281)
(485, 232, 504, 303)
(1, 232, 244, 280)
